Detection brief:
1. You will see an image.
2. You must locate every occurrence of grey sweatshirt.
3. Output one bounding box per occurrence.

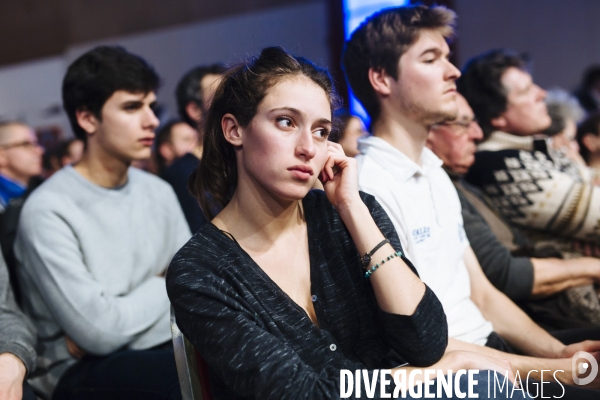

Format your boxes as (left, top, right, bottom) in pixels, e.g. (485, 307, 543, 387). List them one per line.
(15, 166, 191, 398)
(0, 251, 36, 374)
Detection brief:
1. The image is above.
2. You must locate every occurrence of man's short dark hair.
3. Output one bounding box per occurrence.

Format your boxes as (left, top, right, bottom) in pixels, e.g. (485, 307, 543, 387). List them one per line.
(342, 4, 456, 124)
(457, 49, 526, 139)
(62, 46, 160, 143)
(175, 64, 226, 127)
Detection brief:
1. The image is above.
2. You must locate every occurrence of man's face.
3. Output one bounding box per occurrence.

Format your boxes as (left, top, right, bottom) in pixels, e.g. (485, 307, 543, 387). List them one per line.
(389, 29, 461, 126)
(0, 124, 43, 184)
(163, 122, 199, 164)
(427, 94, 483, 175)
(92, 90, 159, 163)
(495, 67, 551, 135)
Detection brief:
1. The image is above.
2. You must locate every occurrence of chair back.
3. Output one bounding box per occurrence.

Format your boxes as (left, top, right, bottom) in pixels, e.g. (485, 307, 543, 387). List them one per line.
(171, 306, 213, 400)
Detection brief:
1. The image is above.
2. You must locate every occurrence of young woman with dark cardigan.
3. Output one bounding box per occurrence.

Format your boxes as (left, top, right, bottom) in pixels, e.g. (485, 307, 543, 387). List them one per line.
(166, 47, 523, 400)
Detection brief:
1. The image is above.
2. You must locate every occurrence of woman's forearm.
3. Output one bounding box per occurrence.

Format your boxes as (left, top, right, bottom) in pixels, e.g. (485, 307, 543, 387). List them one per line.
(336, 197, 425, 316)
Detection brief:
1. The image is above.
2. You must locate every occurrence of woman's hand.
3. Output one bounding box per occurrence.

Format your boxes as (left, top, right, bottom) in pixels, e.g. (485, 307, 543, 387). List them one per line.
(321, 142, 361, 210)
(442, 350, 516, 384)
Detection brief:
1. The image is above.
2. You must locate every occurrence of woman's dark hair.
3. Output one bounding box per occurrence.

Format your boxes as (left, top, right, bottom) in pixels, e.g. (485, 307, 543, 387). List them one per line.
(189, 47, 340, 220)
(62, 46, 159, 143)
(577, 112, 600, 162)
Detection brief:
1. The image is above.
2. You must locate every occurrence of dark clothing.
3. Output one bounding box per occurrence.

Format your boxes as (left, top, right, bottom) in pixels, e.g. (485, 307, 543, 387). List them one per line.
(167, 190, 448, 400)
(161, 153, 206, 233)
(53, 343, 180, 400)
(454, 179, 534, 301)
(574, 88, 600, 114)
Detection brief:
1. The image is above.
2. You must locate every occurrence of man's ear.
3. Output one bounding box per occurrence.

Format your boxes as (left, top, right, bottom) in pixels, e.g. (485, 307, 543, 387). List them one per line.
(368, 68, 392, 96)
(75, 109, 100, 135)
(222, 113, 243, 146)
(490, 115, 508, 130)
(186, 102, 203, 125)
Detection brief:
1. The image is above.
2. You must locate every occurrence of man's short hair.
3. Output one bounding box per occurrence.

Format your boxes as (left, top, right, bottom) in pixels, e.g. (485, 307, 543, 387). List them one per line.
(342, 4, 456, 124)
(62, 46, 160, 142)
(457, 49, 526, 138)
(175, 64, 226, 127)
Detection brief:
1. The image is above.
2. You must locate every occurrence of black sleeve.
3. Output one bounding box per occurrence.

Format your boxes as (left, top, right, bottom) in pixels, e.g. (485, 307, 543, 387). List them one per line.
(457, 188, 534, 301)
(360, 192, 448, 366)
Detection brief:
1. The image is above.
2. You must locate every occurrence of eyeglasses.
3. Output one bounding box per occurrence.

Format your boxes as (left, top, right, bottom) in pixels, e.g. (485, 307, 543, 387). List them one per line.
(0, 140, 41, 151)
(433, 118, 478, 135)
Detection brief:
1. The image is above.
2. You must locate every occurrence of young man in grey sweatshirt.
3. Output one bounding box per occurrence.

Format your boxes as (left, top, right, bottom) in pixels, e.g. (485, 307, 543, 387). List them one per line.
(15, 46, 191, 400)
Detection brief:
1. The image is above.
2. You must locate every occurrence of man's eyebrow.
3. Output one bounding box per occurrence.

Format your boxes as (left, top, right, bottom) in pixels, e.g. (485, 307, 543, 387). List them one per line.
(419, 47, 443, 57)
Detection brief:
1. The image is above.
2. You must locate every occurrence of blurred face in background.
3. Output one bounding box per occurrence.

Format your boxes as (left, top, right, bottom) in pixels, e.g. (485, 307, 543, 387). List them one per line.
(492, 67, 551, 136)
(338, 116, 368, 157)
(159, 122, 199, 167)
(427, 94, 484, 175)
(0, 123, 43, 185)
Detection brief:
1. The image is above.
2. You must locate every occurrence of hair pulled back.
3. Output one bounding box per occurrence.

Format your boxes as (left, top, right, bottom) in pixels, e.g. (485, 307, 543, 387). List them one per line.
(189, 47, 339, 220)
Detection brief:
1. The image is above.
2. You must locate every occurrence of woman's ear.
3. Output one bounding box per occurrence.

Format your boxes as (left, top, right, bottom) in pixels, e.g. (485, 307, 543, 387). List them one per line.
(76, 109, 100, 136)
(222, 113, 243, 146)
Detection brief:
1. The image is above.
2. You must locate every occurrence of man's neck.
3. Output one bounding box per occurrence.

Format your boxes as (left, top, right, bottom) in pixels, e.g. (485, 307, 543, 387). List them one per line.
(371, 112, 428, 165)
(73, 150, 130, 188)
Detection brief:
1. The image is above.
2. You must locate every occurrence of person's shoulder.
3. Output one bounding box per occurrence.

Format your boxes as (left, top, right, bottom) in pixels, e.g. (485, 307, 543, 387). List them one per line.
(129, 167, 172, 189)
(23, 168, 75, 212)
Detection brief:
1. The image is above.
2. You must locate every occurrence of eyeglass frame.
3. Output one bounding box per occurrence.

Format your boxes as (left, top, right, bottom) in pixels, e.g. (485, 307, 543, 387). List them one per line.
(432, 118, 478, 135)
(0, 140, 42, 151)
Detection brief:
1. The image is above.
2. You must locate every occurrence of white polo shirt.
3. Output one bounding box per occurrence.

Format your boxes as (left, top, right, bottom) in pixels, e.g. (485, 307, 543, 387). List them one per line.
(356, 136, 493, 346)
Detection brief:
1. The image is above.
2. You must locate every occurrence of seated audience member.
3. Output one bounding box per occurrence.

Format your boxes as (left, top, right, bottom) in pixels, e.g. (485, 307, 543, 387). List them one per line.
(163, 64, 226, 232)
(574, 64, 600, 114)
(0, 252, 37, 400)
(42, 138, 84, 177)
(15, 46, 190, 400)
(345, 5, 600, 397)
(154, 119, 198, 176)
(332, 109, 368, 157)
(0, 122, 43, 212)
(428, 93, 600, 329)
(459, 50, 600, 247)
(577, 112, 600, 173)
(544, 89, 587, 169)
(0, 122, 43, 303)
(167, 46, 523, 400)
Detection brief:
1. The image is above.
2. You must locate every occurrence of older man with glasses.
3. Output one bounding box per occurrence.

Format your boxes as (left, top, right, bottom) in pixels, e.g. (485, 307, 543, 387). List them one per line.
(0, 122, 43, 212)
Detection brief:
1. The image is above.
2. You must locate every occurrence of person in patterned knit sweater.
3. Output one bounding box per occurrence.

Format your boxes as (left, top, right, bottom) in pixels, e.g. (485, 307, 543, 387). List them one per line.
(459, 49, 600, 250)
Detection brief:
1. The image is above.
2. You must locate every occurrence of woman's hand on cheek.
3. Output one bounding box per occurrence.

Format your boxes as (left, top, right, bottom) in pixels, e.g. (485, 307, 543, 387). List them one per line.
(321, 142, 361, 210)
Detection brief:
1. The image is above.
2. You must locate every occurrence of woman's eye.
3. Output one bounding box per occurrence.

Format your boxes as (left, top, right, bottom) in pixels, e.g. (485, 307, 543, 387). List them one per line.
(276, 117, 293, 129)
(314, 128, 330, 139)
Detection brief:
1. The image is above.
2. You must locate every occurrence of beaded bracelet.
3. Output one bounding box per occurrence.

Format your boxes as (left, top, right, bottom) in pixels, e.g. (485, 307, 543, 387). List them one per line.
(364, 251, 403, 278)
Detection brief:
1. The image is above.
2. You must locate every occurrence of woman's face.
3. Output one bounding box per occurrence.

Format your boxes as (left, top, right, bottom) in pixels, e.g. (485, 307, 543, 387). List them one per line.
(235, 76, 332, 201)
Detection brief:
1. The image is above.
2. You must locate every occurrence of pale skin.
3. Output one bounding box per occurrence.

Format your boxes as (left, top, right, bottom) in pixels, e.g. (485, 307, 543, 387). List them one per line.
(427, 95, 600, 299)
(369, 29, 600, 388)
(0, 353, 27, 400)
(211, 75, 515, 384)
